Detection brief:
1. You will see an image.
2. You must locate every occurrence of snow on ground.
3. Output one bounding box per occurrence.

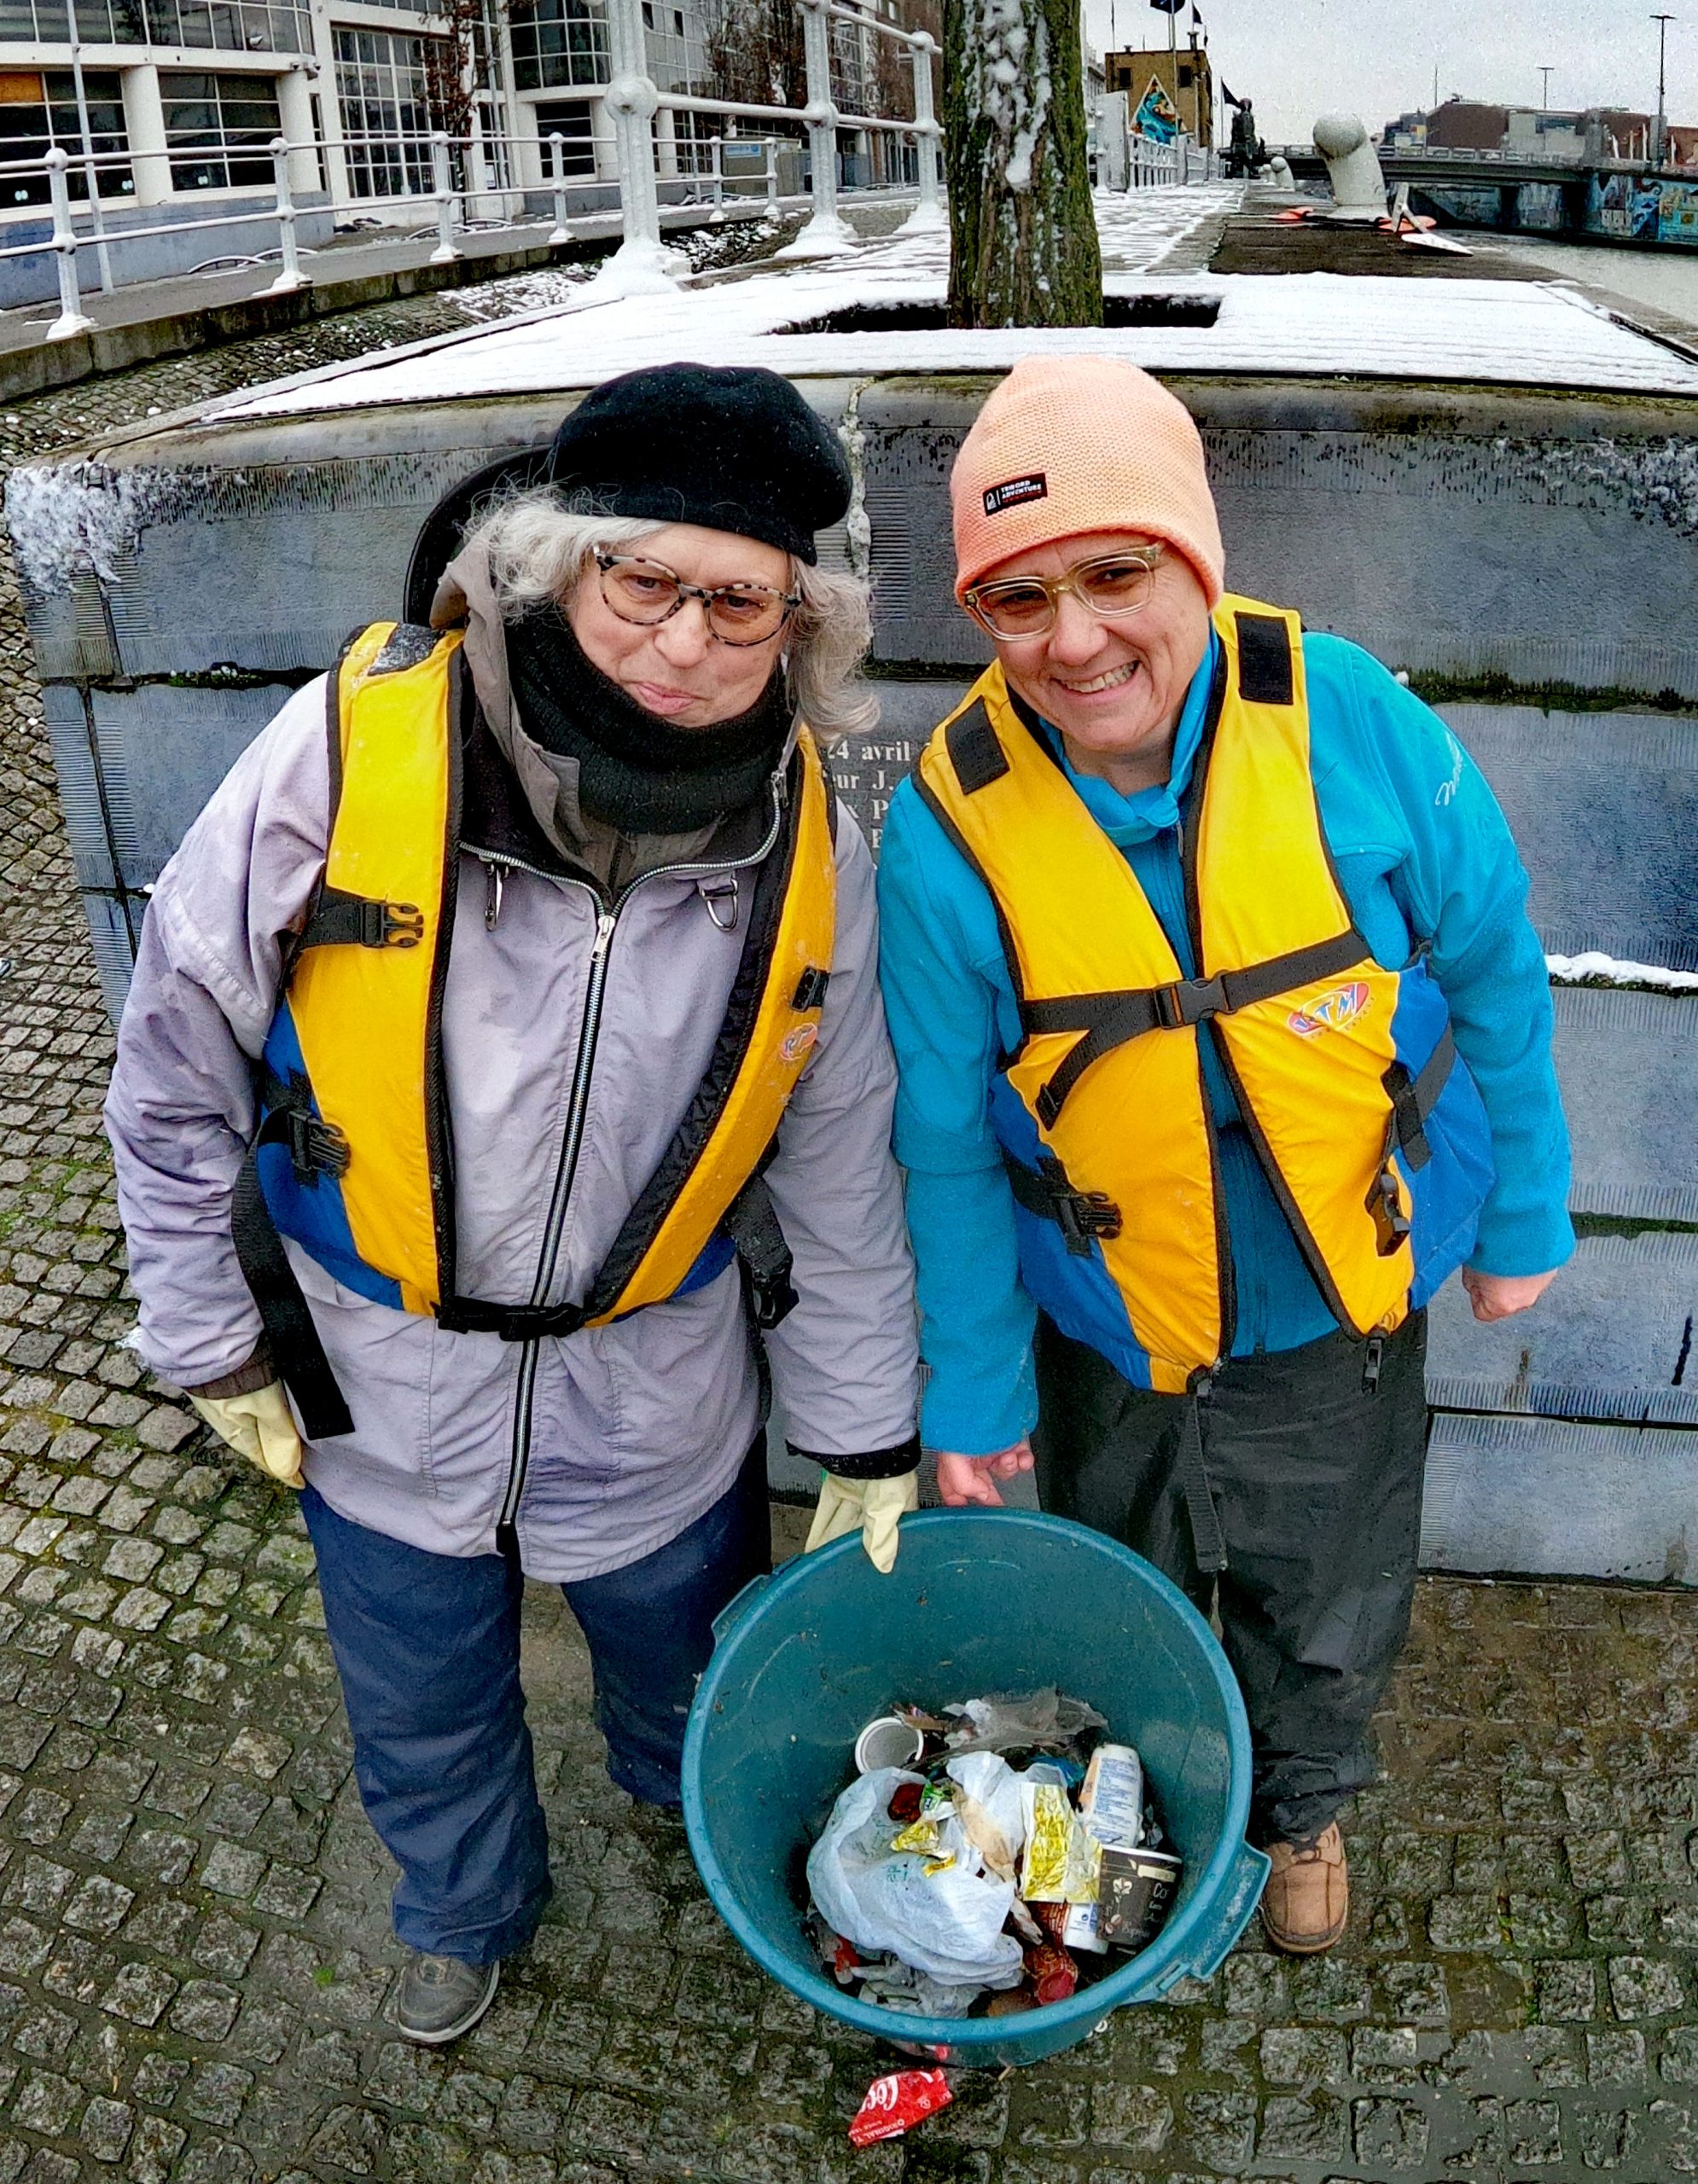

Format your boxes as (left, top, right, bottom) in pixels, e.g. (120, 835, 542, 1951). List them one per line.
(198, 182, 1698, 423)
(1545, 951, 1698, 993)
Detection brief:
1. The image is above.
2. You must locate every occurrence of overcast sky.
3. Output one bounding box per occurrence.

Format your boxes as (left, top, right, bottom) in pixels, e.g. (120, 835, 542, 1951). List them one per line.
(1079, 0, 1692, 145)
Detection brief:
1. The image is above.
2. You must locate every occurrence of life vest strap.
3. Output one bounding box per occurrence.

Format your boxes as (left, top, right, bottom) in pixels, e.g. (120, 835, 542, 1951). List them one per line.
(1003, 1149, 1123, 1258)
(230, 1153, 356, 1442)
(434, 1175, 798, 1342)
(298, 884, 427, 954)
(1367, 1024, 1459, 1254)
(1021, 926, 1371, 1128)
(256, 1066, 351, 1188)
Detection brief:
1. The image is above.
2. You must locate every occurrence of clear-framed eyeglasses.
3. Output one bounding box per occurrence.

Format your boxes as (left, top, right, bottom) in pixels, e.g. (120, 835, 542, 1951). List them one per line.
(593, 553, 800, 647)
(963, 545, 1166, 641)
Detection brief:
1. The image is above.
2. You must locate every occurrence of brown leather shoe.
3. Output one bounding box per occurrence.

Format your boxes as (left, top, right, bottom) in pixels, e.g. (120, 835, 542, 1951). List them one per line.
(1259, 1823, 1348, 1955)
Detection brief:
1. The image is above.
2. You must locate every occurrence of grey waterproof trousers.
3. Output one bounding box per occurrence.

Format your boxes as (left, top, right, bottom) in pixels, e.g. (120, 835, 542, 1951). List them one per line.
(1032, 1311, 1428, 1849)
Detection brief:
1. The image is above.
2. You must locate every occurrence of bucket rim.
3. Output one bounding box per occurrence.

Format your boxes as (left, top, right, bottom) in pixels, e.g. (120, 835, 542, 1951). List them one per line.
(681, 1507, 1258, 2051)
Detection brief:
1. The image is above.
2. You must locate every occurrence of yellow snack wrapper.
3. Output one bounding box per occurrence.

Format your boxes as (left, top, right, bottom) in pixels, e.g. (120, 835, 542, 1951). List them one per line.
(892, 1817, 943, 1856)
(1019, 1785, 1102, 1904)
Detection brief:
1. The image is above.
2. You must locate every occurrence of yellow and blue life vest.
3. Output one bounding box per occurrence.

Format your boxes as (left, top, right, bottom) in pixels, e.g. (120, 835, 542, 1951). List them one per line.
(236, 620, 836, 1436)
(914, 595, 1494, 1396)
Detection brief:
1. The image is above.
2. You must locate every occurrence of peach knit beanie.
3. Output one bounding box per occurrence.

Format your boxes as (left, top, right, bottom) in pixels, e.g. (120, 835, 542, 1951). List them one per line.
(951, 356, 1224, 607)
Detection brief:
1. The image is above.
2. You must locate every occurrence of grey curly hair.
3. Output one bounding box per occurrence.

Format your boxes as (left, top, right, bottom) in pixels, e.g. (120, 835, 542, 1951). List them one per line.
(460, 490, 878, 743)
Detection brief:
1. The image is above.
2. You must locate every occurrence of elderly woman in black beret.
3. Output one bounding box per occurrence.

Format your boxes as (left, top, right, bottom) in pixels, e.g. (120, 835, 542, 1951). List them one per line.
(106, 363, 921, 2044)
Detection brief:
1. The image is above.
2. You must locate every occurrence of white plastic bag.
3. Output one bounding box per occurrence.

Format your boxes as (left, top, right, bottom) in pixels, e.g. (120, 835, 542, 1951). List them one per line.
(806, 1769, 1025, 1990)
(945, 1751, 1027, 1882)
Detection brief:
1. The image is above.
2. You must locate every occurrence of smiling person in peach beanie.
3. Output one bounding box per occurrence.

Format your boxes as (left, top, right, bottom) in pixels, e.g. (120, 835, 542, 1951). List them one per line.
(876, 355, 1572, 1955)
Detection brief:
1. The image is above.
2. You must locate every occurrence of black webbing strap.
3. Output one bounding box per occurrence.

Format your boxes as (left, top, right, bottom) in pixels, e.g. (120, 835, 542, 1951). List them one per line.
(230, 1152, 355, 1441)
(253, 1067, 350, 1188)
(435, 1174, 797, 1342)
(1381, 1025, 1457, 1174)
(296, 886, 425, 954)
(1367, 1025, 1459, 1256)
(945, 700, 1010, 795)
(1021, 928, 1370, 1129)
(1003, 1150, 1122, 1259)
(722, 1172, 798, 1331)
(1178, 1380, 1228, 1576)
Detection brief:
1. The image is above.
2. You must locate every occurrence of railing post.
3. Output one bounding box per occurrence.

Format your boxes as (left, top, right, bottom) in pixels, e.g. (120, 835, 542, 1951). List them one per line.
(710, 133, 724, 220)
(765, 135, 778, 209)
(896, 26, 943, 233)
(430, 131, 461, 264)
(776, 0, 855, 257)
(589, 0, 685, 293)
(260, 134, 311, 295)
(548, 131, 569, 244)
(44, 148, 94, 342)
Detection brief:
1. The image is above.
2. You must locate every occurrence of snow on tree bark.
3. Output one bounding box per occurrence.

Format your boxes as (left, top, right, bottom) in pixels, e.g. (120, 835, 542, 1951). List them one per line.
(945, 0, 1102, 327)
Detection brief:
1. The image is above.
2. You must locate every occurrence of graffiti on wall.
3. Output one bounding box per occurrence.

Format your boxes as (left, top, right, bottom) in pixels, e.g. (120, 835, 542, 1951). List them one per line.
(1590, 171, 1698, 245)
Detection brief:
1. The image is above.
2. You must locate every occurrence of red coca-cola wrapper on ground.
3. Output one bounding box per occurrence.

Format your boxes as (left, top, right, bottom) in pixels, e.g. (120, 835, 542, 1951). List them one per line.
(848, 2069, 954, 2145)
(1024, 1941, 1079, 2006)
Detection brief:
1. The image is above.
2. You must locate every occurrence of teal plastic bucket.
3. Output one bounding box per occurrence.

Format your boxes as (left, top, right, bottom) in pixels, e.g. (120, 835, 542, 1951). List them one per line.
(681, 1509, 1270, 2069)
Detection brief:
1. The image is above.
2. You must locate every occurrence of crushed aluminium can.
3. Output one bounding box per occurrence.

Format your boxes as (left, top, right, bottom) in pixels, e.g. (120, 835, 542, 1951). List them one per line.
(848, 2069, 954, 2145)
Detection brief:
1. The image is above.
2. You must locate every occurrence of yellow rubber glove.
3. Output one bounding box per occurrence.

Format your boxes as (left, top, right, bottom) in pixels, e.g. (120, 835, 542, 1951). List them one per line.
(189, 1381, 305, 1490)
(805, 1471, 920, 1575)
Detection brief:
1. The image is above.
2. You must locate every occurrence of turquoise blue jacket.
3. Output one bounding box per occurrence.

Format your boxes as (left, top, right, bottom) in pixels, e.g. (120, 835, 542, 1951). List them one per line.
(876, 630, 1574, 1455)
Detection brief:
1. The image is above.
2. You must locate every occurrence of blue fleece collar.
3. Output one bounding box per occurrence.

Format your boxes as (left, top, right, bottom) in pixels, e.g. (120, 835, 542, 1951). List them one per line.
(1038, 630, 1220, 847)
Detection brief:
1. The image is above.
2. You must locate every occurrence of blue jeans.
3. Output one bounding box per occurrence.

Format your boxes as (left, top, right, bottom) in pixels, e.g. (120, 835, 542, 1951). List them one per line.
(300, 1441, 770, 1964)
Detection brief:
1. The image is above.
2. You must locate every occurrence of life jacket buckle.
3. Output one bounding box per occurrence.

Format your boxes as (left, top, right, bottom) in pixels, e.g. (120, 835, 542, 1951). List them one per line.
(1367, 1163, 1411, 1257)
(1037, 1153, 1123, 1257)
(1155, 971, 1228, 1029)
(285, 1107, 351, 1188)
(362, 899, 424, 949)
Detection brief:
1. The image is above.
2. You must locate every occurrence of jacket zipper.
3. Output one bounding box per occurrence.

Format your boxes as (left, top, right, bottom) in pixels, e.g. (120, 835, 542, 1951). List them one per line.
(487, 780, 788, 1560)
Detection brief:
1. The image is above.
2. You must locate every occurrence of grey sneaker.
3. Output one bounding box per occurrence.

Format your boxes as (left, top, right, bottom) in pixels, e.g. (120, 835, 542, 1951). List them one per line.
(395, 1951, 499, 2045)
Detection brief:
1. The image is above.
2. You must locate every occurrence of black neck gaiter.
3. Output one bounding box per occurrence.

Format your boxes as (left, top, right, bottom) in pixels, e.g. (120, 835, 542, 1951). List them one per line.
(503, 600, 791, 834)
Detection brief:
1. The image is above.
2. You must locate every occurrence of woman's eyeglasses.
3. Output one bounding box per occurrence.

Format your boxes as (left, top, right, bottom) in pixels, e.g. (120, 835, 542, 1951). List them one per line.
(595, 554, 800, 647)
(963, 546, 1166, 641)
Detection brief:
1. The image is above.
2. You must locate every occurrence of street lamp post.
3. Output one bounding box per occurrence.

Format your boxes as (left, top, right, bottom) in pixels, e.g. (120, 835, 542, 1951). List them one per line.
(1539, 65, 1553, 109)
(1653, 11, 1674, 169)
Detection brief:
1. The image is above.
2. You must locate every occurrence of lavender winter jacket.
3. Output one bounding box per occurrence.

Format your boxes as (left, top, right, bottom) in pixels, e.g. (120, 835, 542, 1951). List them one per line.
(105, 590, 920, 1581)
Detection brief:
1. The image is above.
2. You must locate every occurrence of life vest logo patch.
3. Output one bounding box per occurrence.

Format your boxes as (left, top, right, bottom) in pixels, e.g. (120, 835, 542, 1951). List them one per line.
(781, 1022, 819, 1064)
(1288, 983, 1370, 1040)
(983, 473, 1048, 516)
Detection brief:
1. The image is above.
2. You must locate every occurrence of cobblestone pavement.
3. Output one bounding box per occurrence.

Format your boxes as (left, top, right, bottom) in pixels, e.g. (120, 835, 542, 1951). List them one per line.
(1, 262, 1697, 2184)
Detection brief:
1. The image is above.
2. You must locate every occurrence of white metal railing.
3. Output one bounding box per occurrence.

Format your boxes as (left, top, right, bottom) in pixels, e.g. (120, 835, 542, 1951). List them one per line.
(4, 84, 924, 340)
(1118, 128, 1219, 190)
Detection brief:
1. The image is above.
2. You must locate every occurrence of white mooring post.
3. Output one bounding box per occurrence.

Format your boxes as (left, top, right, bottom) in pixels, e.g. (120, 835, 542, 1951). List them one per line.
(897, 27, 944, 233)
(430, 131, 462, 264)
(261, 136, 311, 295)
(547, 132, 570, 244)
(776, 0, 856, 258)
(588, 0, 687, 293)
(44, 148, 94, 342)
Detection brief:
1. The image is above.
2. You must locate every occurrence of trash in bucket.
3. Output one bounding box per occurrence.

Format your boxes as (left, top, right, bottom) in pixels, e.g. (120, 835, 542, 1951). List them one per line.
(804, 1693, 1177, 2019)
(682, 1509, 1271, 2070)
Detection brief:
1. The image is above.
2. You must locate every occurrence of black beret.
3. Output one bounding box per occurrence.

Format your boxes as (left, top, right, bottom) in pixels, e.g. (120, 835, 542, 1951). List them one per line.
(543, 363, 852, 565)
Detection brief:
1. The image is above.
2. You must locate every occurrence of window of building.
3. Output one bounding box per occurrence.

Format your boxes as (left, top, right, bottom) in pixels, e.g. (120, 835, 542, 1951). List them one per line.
(161, 69, 282, 189)
(0, 0, 144, 41)
(0, 67, 132, 205)
(333, 26, 433, 197)
(509, 0, 608, 90)
(532, 96, 593, 174)
(147, 0, 311, 54)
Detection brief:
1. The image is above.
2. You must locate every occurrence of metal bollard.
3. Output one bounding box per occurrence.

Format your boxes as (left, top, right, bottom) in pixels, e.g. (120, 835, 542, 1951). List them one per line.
(430, 131, 461, 264)
(776, 0, 855, 257)
(764, 136, 777, 210)
(261, 135, 310, 295)
(548, 131, 569, 244)
(44, 148, 94, 342)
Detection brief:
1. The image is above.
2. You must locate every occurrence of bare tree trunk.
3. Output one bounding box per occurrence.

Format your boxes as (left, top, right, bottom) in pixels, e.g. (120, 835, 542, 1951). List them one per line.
(944, 0, 1102, 327)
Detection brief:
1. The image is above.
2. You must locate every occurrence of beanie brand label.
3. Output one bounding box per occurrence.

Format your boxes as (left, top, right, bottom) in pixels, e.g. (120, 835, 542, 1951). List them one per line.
(984, 473, 1048, 517)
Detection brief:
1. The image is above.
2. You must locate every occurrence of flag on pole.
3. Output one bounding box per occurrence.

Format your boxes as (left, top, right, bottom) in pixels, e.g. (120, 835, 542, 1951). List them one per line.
(1221, 81, 1242, 107)
(1149, 0, 1184, 13)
